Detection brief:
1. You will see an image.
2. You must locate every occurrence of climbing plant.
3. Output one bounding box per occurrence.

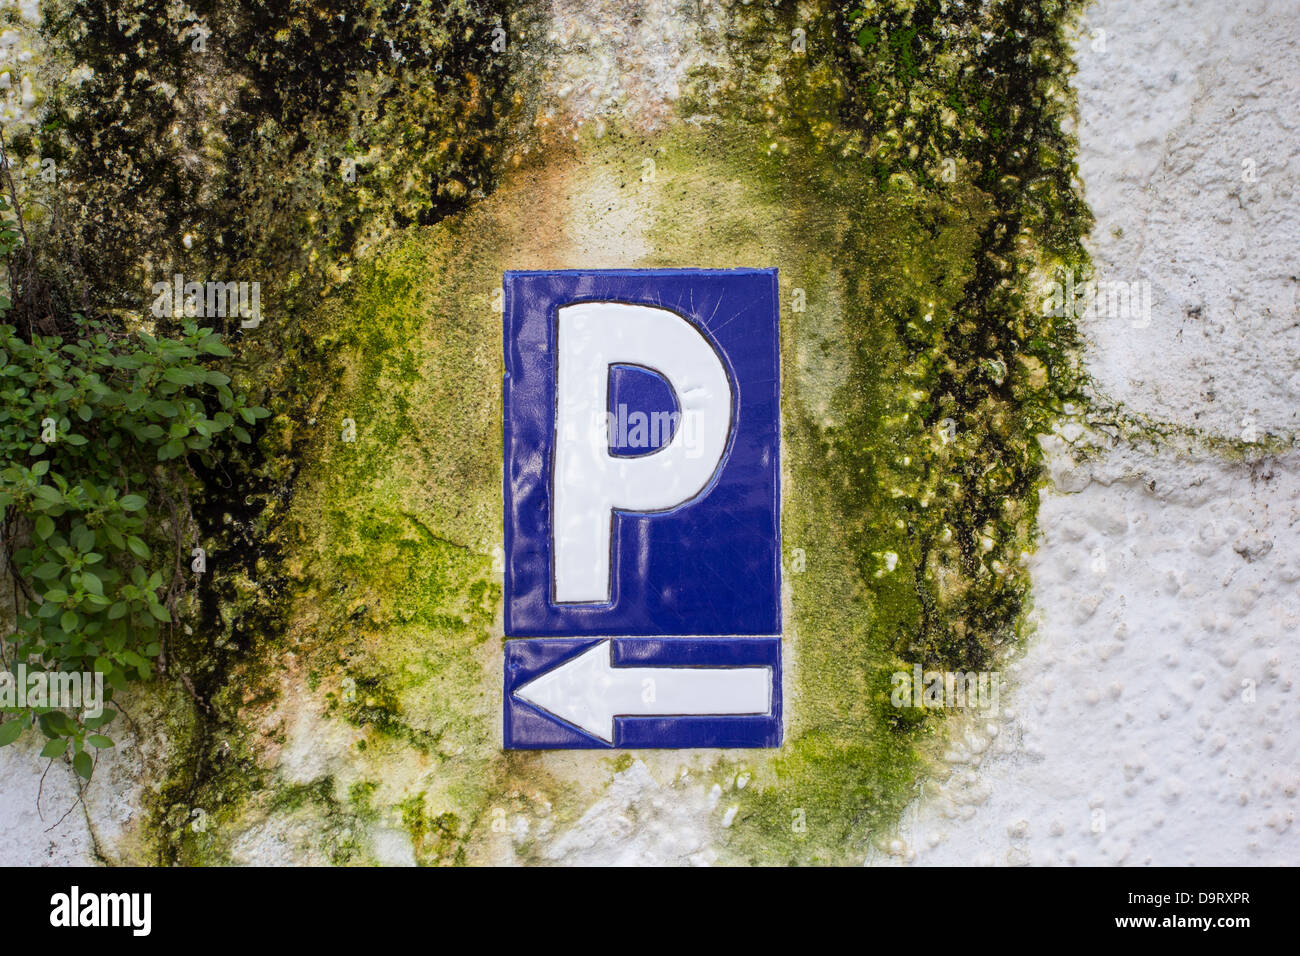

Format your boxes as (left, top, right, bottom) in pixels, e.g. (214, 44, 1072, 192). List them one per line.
(0, 191, 266, 776)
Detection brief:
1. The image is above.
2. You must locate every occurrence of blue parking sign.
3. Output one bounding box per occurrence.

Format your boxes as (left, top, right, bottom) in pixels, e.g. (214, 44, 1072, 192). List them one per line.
(502, 269, 781, 748)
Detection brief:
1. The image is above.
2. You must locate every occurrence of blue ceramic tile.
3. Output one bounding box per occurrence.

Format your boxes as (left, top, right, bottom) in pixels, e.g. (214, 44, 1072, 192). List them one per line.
(502, 268, 781, 637)
(504, 637, 782, 749)
(502, 268, 782, 750)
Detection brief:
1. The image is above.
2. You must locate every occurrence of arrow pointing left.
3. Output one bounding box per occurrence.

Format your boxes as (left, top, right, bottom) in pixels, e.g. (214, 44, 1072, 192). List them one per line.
(513, 640, 773, 744)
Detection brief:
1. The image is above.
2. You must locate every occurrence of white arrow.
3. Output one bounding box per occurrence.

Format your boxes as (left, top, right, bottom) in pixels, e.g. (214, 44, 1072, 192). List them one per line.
(513, 640, 772, 744)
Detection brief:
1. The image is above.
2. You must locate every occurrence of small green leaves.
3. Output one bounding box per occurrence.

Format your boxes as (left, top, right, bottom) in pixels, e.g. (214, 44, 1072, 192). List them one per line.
(72, 526, 95, 553)
(38, 711, 77, 737)
(157, 438, 184, 460)
(197, 335, 234, 357)
(84, 709, 115, 731)
(0, 317, 258, 769)
(32, 485, 62, 508)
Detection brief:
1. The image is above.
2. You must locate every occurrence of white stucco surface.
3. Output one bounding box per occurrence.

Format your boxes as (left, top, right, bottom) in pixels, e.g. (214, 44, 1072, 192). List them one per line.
(1068, 0, 1300, 441)
(893, 0, 1300, 866)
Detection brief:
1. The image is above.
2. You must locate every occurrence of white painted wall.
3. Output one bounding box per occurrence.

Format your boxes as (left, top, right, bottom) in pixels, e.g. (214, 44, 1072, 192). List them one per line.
(893, 0, 1300, 866)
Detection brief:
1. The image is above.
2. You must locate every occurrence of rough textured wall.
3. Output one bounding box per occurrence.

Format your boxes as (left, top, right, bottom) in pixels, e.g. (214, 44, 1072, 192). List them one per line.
(892, 0, 1300, 866)
(1, 0, 1290, 867)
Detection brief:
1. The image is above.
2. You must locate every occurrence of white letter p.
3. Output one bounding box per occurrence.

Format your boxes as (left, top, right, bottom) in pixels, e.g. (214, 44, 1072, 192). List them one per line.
(553, 302, 733, 604)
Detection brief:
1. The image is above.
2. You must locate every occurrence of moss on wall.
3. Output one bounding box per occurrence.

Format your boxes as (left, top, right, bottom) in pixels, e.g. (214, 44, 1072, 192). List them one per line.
(13, 0, 1098, 865)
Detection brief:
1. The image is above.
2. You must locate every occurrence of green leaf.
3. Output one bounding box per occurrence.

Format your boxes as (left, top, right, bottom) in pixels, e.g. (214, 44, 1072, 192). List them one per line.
(33, 484, 61, 505)
(198, 336, 233, 357)
(88, 735, 113, 749)
(39, 711, 76, 736)
(148, 602, 172, 623)
(119, 494, 146, 512)
(163, 367, 198, 386)
(73, 751, 92, 779)
(41, 737, 68, 759)
(0, 720, 23, 747)
(34, 514, 54, 539)
(84, 709, 115, 731)
(165, 437, 185, 458)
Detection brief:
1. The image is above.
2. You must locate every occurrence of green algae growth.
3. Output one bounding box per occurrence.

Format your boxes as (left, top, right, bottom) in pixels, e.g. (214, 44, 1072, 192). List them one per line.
(8, 0, 1094, 865)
